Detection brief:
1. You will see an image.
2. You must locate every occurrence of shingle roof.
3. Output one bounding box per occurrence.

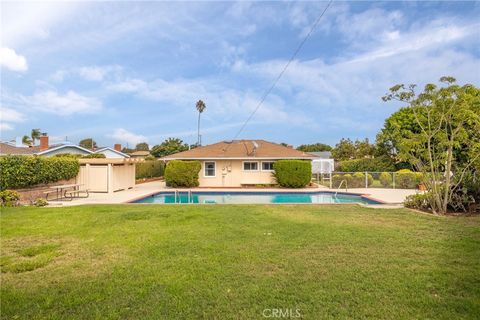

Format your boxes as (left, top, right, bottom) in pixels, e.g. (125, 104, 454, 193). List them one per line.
(129, 151, 150, 156)
(0, 143, 40, 155)
(163, 140, 316, 159)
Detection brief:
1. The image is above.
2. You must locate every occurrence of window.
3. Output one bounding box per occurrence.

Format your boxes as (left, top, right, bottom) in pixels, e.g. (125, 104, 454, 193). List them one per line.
(243, 161, 258, 171)
(262, 161, 274, 171)
(204, 162, 215, 177)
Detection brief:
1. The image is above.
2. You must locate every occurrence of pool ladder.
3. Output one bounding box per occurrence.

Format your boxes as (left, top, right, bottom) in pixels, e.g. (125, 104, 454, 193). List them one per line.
(174, 189, 193, 203)
(334, 180, 348, 197)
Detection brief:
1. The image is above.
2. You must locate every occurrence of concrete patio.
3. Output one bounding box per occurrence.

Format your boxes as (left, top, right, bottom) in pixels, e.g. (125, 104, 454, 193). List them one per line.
(51, 180, 419, 206)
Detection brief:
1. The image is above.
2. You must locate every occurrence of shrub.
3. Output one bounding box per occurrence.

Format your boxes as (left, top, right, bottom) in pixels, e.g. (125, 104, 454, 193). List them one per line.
(336, 156, 396, 172)
(164, 160, 201, 187)
(136, 161, 165, 179)
(82, 153, 106, 159)
(145, 155, 155, 161)
(54, 153, 82, 158)
(396, 169, 422, 189)
(0, 156, 80, 190)
(379, 172, 392, 187)
(0, 190, 20, 207)
(33, 198, 48, 207)
(404, 192, 432, 211)
(273, 160, 312, 188)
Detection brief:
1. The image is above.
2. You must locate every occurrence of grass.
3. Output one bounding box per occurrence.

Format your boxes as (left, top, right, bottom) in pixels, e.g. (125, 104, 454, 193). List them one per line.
(1, 204, 479, 319)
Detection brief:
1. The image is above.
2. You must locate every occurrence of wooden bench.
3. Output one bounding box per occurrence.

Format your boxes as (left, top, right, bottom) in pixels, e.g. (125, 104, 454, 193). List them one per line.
(64, 189, 90, 201)
(44, 190, 59, 201)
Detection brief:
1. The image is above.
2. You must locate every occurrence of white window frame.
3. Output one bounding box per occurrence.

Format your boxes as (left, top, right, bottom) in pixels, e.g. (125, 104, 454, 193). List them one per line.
(242, 161, 259, 172)
(261, 161, 275, 172)
(203, 161, 216, 178)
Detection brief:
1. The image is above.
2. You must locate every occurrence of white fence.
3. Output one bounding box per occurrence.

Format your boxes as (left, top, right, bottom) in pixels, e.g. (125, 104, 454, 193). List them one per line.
(314, 171, 422, 190)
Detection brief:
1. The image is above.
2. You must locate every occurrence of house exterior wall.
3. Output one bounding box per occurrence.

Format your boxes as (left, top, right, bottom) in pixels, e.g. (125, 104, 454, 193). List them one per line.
(96, 149, 126, 158)
(198, 160, 277, 187)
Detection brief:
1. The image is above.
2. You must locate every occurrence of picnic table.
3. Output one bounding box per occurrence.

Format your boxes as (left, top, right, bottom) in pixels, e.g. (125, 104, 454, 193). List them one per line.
(45, 184, 89, 201)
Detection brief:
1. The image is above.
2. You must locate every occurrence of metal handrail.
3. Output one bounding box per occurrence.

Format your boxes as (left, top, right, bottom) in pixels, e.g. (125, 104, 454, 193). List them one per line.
(174, 189, 178, 203)
(335, 180, 348, 197)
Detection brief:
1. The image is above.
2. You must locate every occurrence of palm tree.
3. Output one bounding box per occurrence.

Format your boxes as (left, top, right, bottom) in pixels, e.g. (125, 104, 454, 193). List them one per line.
(31, 128, 41, 145)
(22, 135, 33, 146)
(195, 100, 206, 145)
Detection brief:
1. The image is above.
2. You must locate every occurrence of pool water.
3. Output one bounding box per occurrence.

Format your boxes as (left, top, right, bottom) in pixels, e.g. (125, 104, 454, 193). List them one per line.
(133, 192, 380, 204)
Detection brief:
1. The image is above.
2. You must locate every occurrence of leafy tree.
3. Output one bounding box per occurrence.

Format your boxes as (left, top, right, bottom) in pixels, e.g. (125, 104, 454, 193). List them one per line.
(297, 143, 332, 152)
(279, 142, 289, 147)
(196, 100, 206, 145)
(382, 77, 480, 214)
(22, 135, 33, 146)
(376, 107, 421, 158)
(151, 138, 189, 158)
(79, 138, 97, 150)
(354, 138, 375, 158)
(135, 142, 149, 151)
(331, 138, 356, 160)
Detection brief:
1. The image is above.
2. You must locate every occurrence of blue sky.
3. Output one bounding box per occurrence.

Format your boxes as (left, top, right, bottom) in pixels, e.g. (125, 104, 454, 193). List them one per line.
(1, 1, 479, 148)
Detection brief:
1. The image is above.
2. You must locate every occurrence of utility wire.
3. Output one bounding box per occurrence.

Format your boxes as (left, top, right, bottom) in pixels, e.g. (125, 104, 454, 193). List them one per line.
(225, 0, 333, 150)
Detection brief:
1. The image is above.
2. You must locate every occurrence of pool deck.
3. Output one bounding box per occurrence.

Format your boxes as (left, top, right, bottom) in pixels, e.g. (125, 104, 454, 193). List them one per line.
(51, 181, 419, 207)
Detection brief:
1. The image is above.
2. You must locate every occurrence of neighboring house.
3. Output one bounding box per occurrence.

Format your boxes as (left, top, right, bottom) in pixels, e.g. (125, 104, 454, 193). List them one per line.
(163, 139, 316, 187)
(129, 151, 150, 159)
(0, 135, 129, 158)
(94, 147, 130, 159)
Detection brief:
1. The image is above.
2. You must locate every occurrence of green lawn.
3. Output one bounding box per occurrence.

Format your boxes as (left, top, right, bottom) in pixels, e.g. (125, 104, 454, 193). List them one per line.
(1, 205, 479, 319)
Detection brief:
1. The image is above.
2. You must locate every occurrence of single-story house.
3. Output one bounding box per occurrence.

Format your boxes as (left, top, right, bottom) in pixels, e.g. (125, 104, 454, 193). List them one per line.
(0, 134, 129, 158)
(163, 139, 316, 187)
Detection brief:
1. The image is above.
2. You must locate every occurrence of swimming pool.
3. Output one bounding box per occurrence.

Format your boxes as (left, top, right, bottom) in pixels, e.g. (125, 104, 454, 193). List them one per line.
(132, 191, 381, 205)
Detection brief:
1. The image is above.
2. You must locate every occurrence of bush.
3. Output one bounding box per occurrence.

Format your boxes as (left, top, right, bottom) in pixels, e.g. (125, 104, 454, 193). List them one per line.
(336, 156, 396, 172)
(145, 155, 155, 161)
(33, 198, 48, 207)
(82, 153, 106, 159)
(136, 161, 165, 179)
(379, 172, 392, 187)
(396, 169, 422, 189)
(164, 160, 201, 187)
(273, 160, 312, 188)
(404, 192, 432, 211)
(0, 190, 20, 207)
(0, 156, 80, 190)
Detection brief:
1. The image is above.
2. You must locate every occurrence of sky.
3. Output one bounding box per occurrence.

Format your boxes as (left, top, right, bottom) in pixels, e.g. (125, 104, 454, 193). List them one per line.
(1, 1, 479, 148)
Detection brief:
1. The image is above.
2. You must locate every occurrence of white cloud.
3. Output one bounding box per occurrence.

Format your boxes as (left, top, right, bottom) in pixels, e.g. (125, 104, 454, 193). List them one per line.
(17, 90, 102, 116)
(0, 106, 26, 123)
(109, 128, 147, 145)
(50, 65, 122, 82)
(0, 47, 28, 72)
(0, 123, 14, 131)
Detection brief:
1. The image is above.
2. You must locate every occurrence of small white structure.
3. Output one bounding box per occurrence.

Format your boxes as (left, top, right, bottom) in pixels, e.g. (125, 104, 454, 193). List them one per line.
(312, 159, 334, 174)
(76, 158, 140, 193)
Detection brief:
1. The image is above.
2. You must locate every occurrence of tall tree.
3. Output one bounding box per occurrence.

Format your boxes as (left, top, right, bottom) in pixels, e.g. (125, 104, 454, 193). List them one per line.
(30, 128, 41, 145)
(297, 143, 332, 152)
(151, 138, 189, 158)
(354, 138, 375, 158)
(196, 100, 206, 145)
(383, 77, 480, 214)
(135, 142, 149, 151)
(79, 138, 97, 150)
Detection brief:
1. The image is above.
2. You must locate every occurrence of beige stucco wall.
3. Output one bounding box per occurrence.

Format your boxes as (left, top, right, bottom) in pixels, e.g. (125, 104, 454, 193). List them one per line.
(198, 160, 276, 187)
(76, 161, 136, 193)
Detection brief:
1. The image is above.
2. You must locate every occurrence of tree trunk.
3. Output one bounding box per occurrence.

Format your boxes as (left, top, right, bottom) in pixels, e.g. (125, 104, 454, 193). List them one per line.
(197, 112, 201, 145)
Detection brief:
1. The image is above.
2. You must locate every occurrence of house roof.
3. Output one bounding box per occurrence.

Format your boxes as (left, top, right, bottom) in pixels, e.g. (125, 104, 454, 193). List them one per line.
(0, 142, 40, 155)
(36, 144, 93, 156)
(129, 151, 150, 156)
(94, 147, 130, 158)
(163, 140, 317, 160)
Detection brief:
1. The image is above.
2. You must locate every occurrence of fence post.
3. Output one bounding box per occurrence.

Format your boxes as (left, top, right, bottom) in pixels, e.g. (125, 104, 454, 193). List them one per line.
(365, 171, 368, 188)
(393, 172, 395, 189)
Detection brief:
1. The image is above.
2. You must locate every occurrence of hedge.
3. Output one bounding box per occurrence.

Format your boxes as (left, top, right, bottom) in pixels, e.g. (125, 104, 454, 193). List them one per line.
(396, 169, 422, 189)
(136, 161, 165, 179)
(164, 160, 201, 187)
(0, 155, 80, 190)
(336, 156, 396, 172)
(273, 160, 311, 188)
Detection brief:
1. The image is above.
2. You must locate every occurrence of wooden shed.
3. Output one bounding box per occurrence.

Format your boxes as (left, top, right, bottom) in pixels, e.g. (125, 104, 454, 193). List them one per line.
(76, 158, 141, 193)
